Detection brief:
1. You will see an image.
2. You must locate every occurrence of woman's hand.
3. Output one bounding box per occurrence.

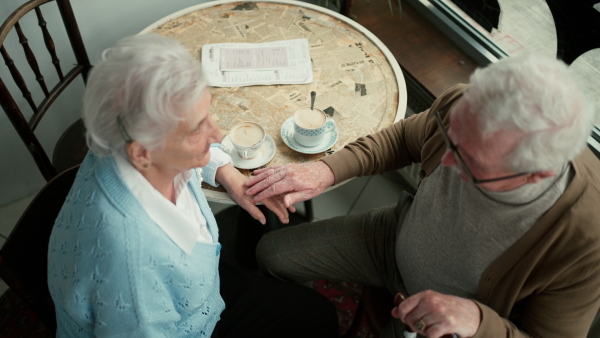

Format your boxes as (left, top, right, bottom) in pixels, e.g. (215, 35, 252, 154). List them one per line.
(244, 161, 335, 208)
(392, 290, 481, 338)
(216, 164, 293, 224)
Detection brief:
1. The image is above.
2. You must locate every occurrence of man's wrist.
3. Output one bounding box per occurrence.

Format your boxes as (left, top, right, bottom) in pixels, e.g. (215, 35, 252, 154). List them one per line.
(317, 160, 335, 188)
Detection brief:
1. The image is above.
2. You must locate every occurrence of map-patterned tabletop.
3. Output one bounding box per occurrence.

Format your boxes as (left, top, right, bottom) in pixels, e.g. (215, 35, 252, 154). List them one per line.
(141, 0, 407, 203)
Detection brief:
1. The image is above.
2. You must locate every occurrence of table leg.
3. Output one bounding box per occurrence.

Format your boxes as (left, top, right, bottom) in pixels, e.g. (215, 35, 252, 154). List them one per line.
(304, 200, 314, 222)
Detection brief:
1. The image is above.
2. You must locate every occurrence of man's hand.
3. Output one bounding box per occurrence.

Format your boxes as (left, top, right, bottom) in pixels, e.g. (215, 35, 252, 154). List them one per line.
(244, 161, 335, 208)
(392, 290, 481, 338)
(216, 164, 292, 224)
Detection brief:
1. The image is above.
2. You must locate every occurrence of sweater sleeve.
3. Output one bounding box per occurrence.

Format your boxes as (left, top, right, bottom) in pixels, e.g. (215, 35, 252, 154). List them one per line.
(87, 218, 181, 337)
(471, 301, 527, 338)
(472, 211, 600, 337)
(201, 144, 233, 187)
(50, 153, 224, 338)
(89, 213, 222, 338)
(322, 84, 467, 184)
(50, 208, 182, 337)
(473, 275, 600, 338)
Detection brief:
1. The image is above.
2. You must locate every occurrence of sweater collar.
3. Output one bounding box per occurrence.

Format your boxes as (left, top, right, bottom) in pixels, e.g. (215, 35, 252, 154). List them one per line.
(113, 155, 207, 254)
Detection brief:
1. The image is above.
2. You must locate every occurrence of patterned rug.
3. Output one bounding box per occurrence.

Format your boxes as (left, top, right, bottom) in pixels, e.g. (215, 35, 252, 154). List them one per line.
(0, 289, 52, 338)
(311, 280, 371, 337)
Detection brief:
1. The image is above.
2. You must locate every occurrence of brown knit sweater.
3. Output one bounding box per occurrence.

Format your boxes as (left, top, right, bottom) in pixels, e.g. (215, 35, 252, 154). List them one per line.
(322, 84, 600, 337)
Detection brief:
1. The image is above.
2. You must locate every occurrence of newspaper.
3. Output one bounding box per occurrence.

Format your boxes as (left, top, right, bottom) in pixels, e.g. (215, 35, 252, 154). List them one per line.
(201, 38, 313, 87)
(149, 1, 402, 201)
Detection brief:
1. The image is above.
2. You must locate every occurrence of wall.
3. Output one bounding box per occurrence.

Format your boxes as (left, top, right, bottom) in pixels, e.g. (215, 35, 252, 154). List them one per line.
(0, 0, 233, 206)
(0, 0, 331, 207)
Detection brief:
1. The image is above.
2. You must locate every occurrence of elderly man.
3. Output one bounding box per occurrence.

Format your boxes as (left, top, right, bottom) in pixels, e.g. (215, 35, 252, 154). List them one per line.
(245, 53, 600, 337)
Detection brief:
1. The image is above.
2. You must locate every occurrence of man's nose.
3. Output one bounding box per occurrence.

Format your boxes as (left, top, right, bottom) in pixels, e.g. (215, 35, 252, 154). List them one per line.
(441, 148, 457, 167)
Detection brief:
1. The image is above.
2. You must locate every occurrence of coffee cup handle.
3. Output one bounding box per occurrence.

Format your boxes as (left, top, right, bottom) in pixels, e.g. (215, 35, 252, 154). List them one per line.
(241, 149, 249, 160)
(324, 118, 336, 132)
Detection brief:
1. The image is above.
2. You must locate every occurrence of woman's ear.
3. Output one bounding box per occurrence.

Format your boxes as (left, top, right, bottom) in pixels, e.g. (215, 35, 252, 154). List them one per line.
(126, 141, 152, 171)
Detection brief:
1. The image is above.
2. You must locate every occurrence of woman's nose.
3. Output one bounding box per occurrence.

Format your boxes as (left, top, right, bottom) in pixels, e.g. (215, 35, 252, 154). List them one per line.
(206, 116, 224, 143)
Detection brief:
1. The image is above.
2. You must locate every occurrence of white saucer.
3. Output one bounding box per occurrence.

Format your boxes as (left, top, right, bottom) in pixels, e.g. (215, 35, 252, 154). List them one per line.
(221, 133, 276, 169)
(281, 117, 338, 154)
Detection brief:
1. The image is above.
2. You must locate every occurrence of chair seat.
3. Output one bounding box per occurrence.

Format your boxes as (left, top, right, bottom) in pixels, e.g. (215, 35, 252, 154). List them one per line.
(52, 118, 88, 174)
(0, 165, 80, 331)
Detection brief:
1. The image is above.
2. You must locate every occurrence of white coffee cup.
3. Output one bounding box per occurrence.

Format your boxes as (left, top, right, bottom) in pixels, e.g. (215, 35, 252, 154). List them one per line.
(292, 107, 336, 147)
(229, 121, 266, 159)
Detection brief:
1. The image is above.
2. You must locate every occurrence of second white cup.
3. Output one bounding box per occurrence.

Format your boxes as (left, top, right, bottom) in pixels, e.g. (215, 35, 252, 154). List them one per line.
(292, 107, 335, 147)
(229, 121, 266, 159)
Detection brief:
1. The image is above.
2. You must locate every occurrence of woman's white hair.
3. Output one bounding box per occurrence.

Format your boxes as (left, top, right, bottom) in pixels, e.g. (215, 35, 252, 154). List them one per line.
(83, 33, 208, 157)
(464, 53, 596, 172)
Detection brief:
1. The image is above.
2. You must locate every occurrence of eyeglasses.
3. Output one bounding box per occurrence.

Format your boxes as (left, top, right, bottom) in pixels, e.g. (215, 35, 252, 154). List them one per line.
(434, 109, 529, 184)
(117, 116, 134, 144)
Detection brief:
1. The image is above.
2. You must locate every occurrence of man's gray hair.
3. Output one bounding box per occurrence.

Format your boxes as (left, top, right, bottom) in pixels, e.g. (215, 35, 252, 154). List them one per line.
(83, 33, 208, 157)
(464, 53, 596, 172)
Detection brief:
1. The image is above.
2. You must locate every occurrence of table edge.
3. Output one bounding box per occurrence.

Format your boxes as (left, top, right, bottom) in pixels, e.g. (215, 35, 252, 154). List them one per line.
(141, 0, 408, 203)
(140, 0, 407, 121)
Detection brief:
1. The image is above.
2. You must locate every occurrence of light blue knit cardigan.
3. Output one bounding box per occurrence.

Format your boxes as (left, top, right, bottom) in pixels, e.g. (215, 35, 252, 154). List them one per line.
(48, 152, 225, 337)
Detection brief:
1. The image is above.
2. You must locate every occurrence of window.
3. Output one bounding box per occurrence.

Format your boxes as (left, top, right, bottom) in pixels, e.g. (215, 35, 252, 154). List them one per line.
(405, 0, 600, 155)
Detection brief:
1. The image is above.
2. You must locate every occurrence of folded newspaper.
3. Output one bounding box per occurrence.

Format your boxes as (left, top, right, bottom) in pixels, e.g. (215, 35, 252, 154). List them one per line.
(201, 38, 313, 87)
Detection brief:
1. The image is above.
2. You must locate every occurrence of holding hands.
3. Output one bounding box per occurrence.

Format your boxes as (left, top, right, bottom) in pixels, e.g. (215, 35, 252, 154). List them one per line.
(219, 160, 334, 224)
(243, 162, 480, 337)
(216, 164, 293, 224)
(244, 161, 335, 208)
(392, 290, 481, 338)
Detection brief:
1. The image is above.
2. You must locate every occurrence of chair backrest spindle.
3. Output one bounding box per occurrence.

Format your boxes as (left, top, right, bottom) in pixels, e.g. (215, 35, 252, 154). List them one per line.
(0, 75, 57, 179)
(0, 0, 91, 181)
(35, 7, 64, 80)
(15, 21, 50, 96)
(56, 0, 90, 82)
(0, 45, 38, 114)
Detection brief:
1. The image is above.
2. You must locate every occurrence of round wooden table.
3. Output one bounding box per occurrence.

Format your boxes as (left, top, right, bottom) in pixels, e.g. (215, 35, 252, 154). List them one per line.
(141, 0, 407, 203)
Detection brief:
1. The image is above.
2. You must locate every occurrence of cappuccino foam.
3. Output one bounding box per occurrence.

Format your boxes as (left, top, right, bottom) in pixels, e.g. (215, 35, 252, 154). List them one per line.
(294, 108, 326, 129)
(231, 123, 264, 147)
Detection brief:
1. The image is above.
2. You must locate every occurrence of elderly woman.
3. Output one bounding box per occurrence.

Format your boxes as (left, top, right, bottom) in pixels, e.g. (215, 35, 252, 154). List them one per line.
(47, 34, 338, 337)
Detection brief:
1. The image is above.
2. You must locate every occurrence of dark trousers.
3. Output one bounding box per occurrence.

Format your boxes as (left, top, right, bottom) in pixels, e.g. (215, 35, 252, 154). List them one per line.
(256, 193, 415, 337)
(212, 261, 339, 338)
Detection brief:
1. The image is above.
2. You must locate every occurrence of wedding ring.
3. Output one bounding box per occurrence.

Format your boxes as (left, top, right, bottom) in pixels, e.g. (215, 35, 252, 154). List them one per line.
(415, 319, 427, 331)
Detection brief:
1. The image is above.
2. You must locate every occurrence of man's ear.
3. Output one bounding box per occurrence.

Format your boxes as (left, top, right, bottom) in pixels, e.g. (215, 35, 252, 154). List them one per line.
(126, 141, 152, 170)
(526, 170, 557, 184)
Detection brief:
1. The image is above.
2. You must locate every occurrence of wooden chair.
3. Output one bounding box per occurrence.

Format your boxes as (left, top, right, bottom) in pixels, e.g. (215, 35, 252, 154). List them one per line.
(0, 164, 79, 331)
(0, 0, 91, 181)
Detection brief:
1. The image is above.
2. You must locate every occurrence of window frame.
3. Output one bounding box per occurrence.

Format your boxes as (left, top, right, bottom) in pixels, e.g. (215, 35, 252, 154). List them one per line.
(405, 0, 600, 156)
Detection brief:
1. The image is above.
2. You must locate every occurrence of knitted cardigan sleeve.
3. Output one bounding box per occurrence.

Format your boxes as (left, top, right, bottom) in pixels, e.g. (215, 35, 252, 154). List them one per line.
(201, 145, 232, 187)
(49, 153, 224, 337)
